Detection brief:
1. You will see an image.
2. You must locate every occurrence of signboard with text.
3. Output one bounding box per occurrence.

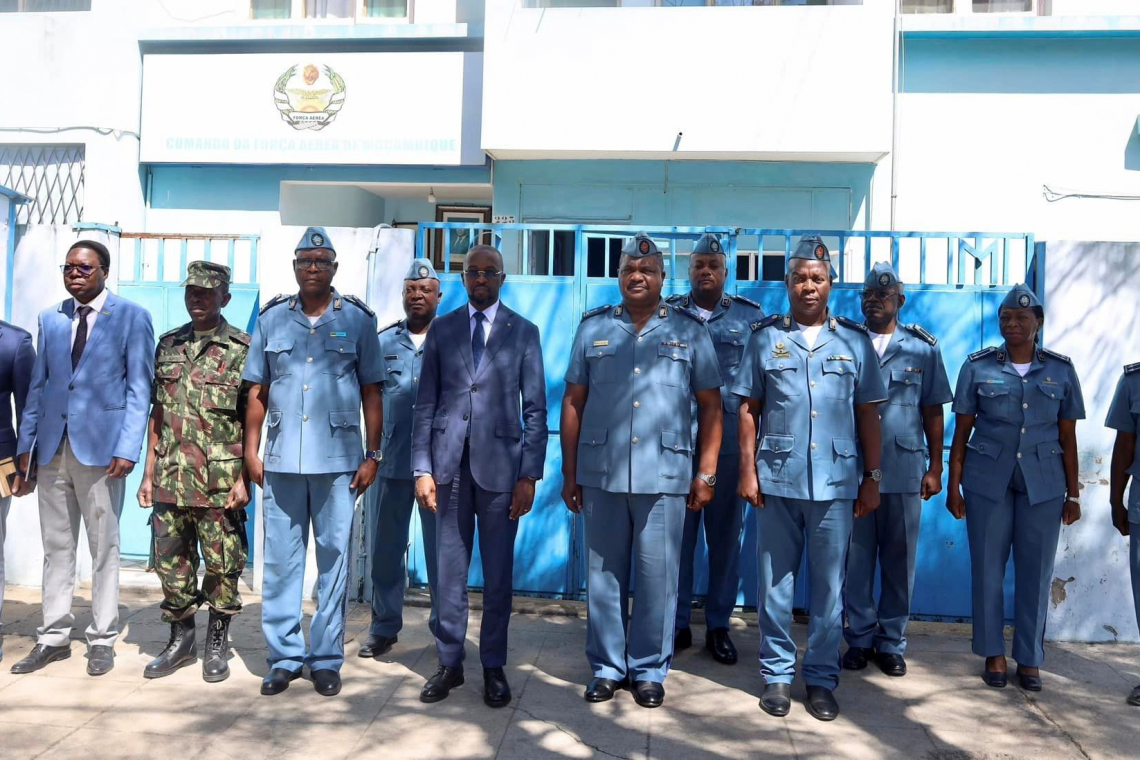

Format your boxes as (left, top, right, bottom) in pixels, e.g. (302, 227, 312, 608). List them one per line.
(140, 52, 482, 165)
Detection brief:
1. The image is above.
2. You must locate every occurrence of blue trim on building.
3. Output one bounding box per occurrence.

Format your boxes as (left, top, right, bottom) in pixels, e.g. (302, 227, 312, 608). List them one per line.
(3, 185, 29, 323)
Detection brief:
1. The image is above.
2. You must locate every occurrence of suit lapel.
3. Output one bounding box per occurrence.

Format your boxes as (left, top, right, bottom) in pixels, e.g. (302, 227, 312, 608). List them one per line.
(477, 304, 514, 380)
(880, 330, 906, 367)
(456, 307, 476, 380)
(73, 291, 115, 379)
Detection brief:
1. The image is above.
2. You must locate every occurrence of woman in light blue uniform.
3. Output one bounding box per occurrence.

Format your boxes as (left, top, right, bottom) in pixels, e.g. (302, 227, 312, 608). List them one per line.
(946, 284, 1084, 692)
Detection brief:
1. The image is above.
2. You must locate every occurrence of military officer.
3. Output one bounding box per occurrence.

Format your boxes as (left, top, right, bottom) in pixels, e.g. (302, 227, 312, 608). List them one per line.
(561, 232, 723, 709)
(137, 261, 251, 683)
(842, 262, 952, 678)
(666, 232, 763, 664)
(947, 283, 1084, 692)
(1106, 361, 1140, 707)
(243, 227, 385, 698)
(359, 258, 441, 658)
(734, 235, 887, 722)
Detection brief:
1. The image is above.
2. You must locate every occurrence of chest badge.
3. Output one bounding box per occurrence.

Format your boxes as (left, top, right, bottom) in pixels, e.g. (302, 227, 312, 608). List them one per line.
(330, 331, 347, 338)
(772, 342, 791, 359)
(827, 355, 854, 362)
(592, 340, 610, 347)
(662, 340, 688, 349)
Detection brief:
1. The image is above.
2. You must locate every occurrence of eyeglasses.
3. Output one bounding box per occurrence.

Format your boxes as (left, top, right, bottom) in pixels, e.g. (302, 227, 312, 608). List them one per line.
(860, 290, 898, 303)
(294, 258, 335, 272)
(463, 268, 502, 281)
(60, 264, 100, 276)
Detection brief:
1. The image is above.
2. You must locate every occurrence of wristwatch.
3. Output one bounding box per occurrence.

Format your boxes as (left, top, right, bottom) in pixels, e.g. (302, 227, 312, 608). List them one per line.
(1066, 495, 1081, 505)
(696, 472, 717, 487)
(863, 469, 883, 483)
(366, 449, 383, 464)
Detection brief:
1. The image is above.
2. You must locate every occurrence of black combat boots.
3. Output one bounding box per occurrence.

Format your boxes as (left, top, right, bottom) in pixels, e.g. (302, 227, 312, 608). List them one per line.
(202, 609, 232, 683)
(144, 617, 196, 679)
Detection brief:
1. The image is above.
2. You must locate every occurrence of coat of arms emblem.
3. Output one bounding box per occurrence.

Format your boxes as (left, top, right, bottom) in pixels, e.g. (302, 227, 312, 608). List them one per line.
(274, 64, 346, 131)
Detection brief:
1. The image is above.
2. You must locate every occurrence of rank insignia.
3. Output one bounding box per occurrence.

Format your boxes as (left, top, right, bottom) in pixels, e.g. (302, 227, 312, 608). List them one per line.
(662, 340, 689, 349)
(384, 355, 399, 360)
(330, 331, 347, 337)
(592, 340, 610, 347)
(772, 342, 791, 359)
(827, 355, 854, 362)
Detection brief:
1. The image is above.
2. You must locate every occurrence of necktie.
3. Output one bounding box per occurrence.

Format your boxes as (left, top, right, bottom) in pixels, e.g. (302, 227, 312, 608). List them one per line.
(72, 305, 92, 371)
(472, 311, 486, 371)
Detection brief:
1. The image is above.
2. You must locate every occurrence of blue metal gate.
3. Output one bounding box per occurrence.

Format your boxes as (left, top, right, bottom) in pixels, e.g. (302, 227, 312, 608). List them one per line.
(407, 224, 1037, 621)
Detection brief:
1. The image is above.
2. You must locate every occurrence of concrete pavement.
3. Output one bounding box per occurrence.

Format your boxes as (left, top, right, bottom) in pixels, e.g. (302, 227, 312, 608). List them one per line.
(1, 583, 1138, 759)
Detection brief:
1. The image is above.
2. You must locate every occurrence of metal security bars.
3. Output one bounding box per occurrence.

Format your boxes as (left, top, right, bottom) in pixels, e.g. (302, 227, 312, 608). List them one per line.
(118, 233, 260, 286)
(0, 144, 85, 226)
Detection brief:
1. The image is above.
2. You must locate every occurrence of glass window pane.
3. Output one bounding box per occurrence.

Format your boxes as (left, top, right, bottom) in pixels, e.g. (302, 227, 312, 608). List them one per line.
(306, 0, 355, 17)
(902, 0, 952, 11)
(364, 0, 408, 17)
(251, 0, 291, 18)
(973, 0, 1031, 11)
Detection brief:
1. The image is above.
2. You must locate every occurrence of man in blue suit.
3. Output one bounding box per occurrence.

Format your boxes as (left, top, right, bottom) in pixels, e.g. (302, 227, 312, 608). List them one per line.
(11, 239, 155, 676)
(0, 319, 34, 663)
(412, 244, 547, 709)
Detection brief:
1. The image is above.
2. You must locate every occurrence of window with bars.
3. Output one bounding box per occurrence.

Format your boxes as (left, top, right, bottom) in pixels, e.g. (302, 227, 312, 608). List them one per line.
(0, 0, 91, 11)
(251, 0, 410, 19)
(0, 145, 84, 226)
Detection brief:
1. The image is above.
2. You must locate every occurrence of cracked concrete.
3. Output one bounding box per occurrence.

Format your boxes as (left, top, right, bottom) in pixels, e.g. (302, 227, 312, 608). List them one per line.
(1, 583, 1139, 759)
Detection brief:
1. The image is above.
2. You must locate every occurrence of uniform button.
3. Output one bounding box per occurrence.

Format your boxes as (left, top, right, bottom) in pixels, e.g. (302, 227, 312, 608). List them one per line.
(310, 329, 316, 335)
(632, 437, 640, 444)
(463, 413, 469, 421)
(68, 383, 74, 391)
(1022, 379, 1028, 384)
(1021, 427, 1026, 434)
(416, 351, 423, 357)
(637, 336, 643, 342)
(845, 448, 850, 455)
(673, 353, 678, 359)
(633, 401, 640, 408)
(810, 381, 817, 388)
(779, 362, 785, 369)
(61, 413, 67, 419)
(307, 357, 313, 363)
(302, 415, 309, 422)
(339, 348, 344, 353)
(1047, 377, 1052, 382)
(1017, 452, 1022, 459)
(634, 367, 641, 375)
(303, 385, 310, 391)
(471, 386, 478, 393)
(1023, 402, 1029, 409)
(808, 351, 815, 358)
(773, 444, 780, 451)
(811, 411, 818, 418)
(811, 442, 818, 450)
(414, 377, 419, 383)
(905, 379, 911, 385)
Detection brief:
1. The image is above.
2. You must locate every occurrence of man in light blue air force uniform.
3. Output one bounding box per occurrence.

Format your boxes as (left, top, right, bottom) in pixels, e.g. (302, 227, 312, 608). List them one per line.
(561, 232, 723, 709)
(734, 235, 887, 722)
(666, 232, 763, 665)
(359, 258, 442, 659)
(842, 262, 952, 678)
(243, 227, 385, 699)
(1107, 361, 1140, 708)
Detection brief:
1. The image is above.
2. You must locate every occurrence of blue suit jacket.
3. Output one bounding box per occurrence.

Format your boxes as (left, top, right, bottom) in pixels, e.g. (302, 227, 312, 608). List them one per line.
(411, 302, 547, 493)
(18, 291, 155, 467)
(0, 321, 35, 460)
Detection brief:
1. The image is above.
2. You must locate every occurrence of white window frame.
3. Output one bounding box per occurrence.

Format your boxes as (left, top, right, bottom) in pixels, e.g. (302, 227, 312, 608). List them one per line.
(0, 0, 91, 11)
(249, 0, 413, 23)
(904, 0, 1046, 14)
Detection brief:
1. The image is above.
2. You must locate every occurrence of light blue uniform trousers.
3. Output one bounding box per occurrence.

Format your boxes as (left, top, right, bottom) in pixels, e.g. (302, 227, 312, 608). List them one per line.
(757, 496, 853, 690)
(677, 457, 744, 631)
(262, 472, 355, 673)
(844, 492, 922, 655)
(584, 487, 686, 683)
(367, 476, 438, 638)
(964, 467, 1064, 668)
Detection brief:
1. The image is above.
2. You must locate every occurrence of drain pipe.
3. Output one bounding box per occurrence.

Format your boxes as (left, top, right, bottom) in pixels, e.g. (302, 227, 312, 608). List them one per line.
(890, 0, 902, 231)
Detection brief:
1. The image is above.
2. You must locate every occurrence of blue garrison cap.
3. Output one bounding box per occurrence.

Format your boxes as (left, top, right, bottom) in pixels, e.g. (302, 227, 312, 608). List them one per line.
(405, 257, 438, 281)
(692, 233, 725, 256)
(621, 232, 661, 258)
(1001, 283, 1042, 312)
(296, 226, 335, 254)
(787, 234, 837, 279)
(864, 261, 901, 290)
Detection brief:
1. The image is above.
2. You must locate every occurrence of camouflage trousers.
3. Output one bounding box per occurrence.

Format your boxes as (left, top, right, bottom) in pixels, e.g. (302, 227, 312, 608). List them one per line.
(148, 504, 248, 623)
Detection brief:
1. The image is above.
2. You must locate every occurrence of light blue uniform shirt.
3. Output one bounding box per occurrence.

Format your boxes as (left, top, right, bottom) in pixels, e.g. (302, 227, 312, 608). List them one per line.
(243, 290, 384, 474)
(1105, 363, 1140, 523)
(377, 319, 425, 481)
(731, 313, 888, 502)
(951, 345, 1085, 505)
(565, 301, 722, 496)
(873, 324, 953, 494)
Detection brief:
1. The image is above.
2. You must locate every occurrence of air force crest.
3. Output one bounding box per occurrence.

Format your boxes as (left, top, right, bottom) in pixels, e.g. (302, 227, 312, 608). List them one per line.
(274, 63, 347, 131)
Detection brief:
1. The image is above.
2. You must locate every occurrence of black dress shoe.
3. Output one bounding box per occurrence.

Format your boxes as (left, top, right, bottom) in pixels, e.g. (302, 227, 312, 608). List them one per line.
(484, 667, 512, 708)
(358, 634, 397, 658)
(759, 683, 791, 717)
(632, 680, 664, 708)
(1016, 667, 1042, 692)
(877, 653, 907, 677)
(674, 627, 692, 651)
(312, 669, 342, 697)
(981, 667, 1008, 688)
(585, 677, 627, 703)
(87, 645, 115, 676)
(261, 667, 301, 696)
(11, 644, 71, 674)
(842, 646, 874, 671)
(705, 628, 738, 665)
(1127, 685, 1140, 706)
(805, 686, 840, 722)
(420, 665, 465, 703)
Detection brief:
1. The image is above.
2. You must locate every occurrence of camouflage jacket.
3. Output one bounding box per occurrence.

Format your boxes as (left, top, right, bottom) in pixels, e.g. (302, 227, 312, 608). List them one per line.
(151, 320, 251, 508)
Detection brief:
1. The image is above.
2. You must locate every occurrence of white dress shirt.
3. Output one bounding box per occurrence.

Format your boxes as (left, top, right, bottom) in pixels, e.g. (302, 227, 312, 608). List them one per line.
(71, 288, 109, 349)
(469, 300, 499, 344)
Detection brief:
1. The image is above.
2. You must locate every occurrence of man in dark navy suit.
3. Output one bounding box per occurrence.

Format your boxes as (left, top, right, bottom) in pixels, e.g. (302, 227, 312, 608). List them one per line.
(0, 318, 34, 663)
(412, 244, 547, 709)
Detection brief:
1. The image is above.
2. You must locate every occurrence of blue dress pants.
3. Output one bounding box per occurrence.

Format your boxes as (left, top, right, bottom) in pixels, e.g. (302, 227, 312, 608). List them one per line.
(677, 456, 745, 631)
(367, 476, 439, 638)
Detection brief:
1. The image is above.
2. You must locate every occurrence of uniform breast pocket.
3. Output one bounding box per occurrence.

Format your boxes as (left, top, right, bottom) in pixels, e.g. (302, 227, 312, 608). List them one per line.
(202, 371, 241, 414)
(656, 344, 692, 388)
(154, 361, 184, 405)
(384, 360, 407, 391)
(1034, 381, 1067, 422)
(888, 369, 921, 407)
(266, 339, 294, 378)
(976, 383, 1012, 421)
(585, 344, 619, 385)
(823, 361, 856, 401)
(764, 359, 801, 397)
(328, 410, 361, 458)
(715, 335, 745, 371)
(324, 338, 357, 376)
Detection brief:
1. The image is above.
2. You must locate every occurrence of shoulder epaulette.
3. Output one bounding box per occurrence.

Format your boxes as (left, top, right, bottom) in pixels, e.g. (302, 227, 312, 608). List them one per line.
(665, 294, 683, 304)
(969, 347, 999, 362)
(378, 319, 402, 334)
(731, 294, 763, 310)
(342, 294, 375, 317)
(582, 304, 611, 320)
(1038, 347, 1072, 365)
(230, 330, 252, 347)
(904, 323, 937, 346)
(751, 314, 780, 331)
(835, 315, 868, 333)
(1125, 362, 1140, 375)
(259, 294, 289, 315)
(669, 304, 704, 323)
(157, 325, 184, 343)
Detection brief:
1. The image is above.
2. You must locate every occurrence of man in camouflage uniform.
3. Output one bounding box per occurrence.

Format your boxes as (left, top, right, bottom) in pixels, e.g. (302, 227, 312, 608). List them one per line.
(138, 260, 252, 683)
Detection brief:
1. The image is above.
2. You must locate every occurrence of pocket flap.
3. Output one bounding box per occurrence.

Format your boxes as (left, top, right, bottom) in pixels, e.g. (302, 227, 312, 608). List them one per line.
(326, 338, 357, 355)
(890, 369, 919, 385)
(155, 362, 184, 380)
(760, 434, 794, 453)
(823, 362, 856, 376)
(764, 358, 797, 372)
(495, 422, 522, 440)
(976, 383, 1009, 398)
(661, 430, 690, 453)
(1036, 382, 1065, 400)
(833, 437, 857, 458)
(1036, 440, 1062, 459)
(267, 410, 282, 428)
(386, 360, 406, 374)
(895, 434, 926, 452)
(716, 334, 746, 347)
(329, 410, 359, 429)
(206, 442, 243, 461)
(203, 371, 239, 386)
(431, 415, 449, 431)
(588, 344, 617, 358)
(966, 435, 1002, 459)
(658, 343, 692, 362)
(581, 427, 608, 446)
(267, 338, 294, 353)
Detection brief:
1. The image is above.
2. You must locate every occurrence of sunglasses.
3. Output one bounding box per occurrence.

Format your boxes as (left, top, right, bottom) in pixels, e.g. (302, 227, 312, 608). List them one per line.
(60, 264, 102, 276)
(860, 290, 899, 303)
(463, 268, 502, 280)
(294, 258, 335, 272)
